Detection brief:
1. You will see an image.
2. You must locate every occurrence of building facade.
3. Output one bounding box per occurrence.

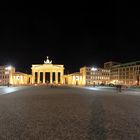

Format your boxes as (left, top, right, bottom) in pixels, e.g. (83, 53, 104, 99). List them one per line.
(0, 66, 31, 86)
(31, 57, 64, 84)
(11, 72, 32, 85)
(64, 72, 83, 85)
(80, 67, 110, 85)
(0, 66, 15, 85)
(64, 67, 110, 86)
(104, 61, 120, 70)
(2, 57, 140, 87)
(108, 61, 140, 86)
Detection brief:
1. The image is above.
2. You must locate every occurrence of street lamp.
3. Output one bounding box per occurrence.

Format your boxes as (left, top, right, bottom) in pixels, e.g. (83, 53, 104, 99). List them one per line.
(5, 66, 12, 70)
(91, 67, 97, 71)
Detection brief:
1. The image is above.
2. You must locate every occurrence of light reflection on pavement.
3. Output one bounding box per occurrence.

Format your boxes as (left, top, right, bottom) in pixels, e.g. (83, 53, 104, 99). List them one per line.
(83, 86, 140, 95)
(0, 87, 25, 95)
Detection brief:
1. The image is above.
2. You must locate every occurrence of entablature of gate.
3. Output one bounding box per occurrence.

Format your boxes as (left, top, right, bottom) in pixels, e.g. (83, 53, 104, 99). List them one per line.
(31, 56, 64, 72)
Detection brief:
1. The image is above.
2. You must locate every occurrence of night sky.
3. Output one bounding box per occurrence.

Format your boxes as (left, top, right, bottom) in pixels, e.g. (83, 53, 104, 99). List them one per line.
(0, 2, 140, 73)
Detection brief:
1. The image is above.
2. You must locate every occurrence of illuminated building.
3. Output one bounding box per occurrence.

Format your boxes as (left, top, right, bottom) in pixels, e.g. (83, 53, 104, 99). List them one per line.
(80, 67, 110, 85)
(106, 61, 140, 86)
(0, 66, 31, 86)
(64, 72, 83, 85)
(31, 56, 64, 84)
(2, 57, 140, 87)
(12, 72, 32, 85)
(64, 67, 110, 86)
(0, 66, 15, 85)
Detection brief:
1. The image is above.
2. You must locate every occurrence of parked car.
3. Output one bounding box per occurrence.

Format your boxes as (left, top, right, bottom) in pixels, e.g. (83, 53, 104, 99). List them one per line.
(108, 83, 115, 87)
(100, 83, 105, 86)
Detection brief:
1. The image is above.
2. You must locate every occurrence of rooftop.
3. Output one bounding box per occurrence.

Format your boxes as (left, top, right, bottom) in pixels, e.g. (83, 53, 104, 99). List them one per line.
(112, 61, 140, 67)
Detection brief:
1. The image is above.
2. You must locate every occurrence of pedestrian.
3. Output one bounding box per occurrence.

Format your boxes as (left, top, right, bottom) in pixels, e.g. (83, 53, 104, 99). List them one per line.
(93, 82, 95, 87)
(119, 85, 122, 92)
(116, 85, 119, 92)
(7, 82, 10, 87)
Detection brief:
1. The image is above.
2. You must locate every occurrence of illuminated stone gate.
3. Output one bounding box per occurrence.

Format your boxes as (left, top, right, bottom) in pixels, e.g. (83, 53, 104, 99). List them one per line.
(31, 57, 64, 84)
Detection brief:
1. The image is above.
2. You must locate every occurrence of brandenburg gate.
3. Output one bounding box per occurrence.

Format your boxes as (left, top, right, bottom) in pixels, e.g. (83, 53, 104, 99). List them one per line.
(31, 56, 64, 84)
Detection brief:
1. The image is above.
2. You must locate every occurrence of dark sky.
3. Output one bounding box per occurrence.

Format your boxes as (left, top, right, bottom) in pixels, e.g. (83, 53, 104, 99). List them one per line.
(0, 1, 140, 73)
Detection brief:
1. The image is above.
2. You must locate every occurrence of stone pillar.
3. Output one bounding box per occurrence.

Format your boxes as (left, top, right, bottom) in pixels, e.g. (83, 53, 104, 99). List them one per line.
(50, 72, 53, 84)
(32, 71, 35, 84)
(60, 71, 64, 84)
(37, 71, 40, 84)
(55, 72, 58, 84)
(43, 71, 45, 84)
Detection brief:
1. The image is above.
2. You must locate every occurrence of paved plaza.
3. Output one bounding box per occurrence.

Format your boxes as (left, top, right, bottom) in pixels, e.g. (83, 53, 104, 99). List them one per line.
(0, 86, 140, 140)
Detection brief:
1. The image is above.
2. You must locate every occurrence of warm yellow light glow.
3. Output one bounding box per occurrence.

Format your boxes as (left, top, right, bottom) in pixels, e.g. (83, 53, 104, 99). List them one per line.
(32, 57, 64, 85)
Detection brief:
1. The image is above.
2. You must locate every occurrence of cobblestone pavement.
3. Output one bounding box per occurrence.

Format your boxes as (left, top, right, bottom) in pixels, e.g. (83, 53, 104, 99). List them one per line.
(0, 86, 140, 140)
